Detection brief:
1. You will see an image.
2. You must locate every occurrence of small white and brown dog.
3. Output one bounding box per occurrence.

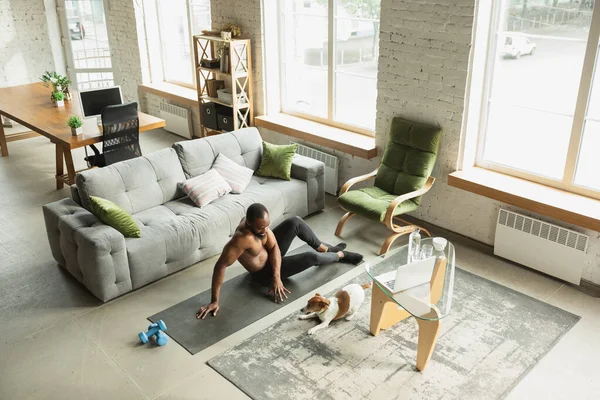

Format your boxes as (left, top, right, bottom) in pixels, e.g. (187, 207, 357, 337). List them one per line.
(299, 283, 371, 335)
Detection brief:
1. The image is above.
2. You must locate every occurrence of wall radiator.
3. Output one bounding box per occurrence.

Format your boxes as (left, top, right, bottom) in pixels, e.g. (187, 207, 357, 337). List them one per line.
(159, 102, 193, 139)
(291, 141, 339, 195)
(494, 208, 588, 284)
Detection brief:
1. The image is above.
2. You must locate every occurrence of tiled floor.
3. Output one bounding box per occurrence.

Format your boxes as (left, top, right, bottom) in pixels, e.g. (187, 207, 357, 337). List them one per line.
(0, 130, 599, 399)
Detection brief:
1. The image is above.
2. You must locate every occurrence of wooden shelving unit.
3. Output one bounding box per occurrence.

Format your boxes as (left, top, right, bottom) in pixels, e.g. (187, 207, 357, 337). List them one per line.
(193, 35, 254, 137)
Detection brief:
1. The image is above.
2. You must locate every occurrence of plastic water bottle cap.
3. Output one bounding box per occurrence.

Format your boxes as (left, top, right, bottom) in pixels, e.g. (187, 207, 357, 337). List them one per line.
(432, 237, 447, 251)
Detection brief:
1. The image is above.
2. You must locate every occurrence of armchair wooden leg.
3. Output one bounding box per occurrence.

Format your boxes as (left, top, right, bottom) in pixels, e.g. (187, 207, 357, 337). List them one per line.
(335, 212, 355, 237)
(394, 217, 431, 237)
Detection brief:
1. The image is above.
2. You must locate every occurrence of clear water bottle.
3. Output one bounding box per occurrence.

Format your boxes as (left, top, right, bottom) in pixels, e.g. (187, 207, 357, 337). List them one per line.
(408, 228, 421, 263)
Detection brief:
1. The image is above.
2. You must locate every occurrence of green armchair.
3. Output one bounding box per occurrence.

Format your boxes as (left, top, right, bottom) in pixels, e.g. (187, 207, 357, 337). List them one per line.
(336, 117, 442, 255)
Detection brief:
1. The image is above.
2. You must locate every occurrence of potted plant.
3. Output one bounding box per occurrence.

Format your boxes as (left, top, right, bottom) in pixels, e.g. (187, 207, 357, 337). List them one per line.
(57, 75, 73, 100)
(41, 71, 73, 101)
(67, 116, 83, 135)
(52, 91, 65, 107)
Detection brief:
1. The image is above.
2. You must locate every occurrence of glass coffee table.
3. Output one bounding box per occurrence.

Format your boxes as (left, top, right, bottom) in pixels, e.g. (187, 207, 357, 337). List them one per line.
(364, 237, 455, 371)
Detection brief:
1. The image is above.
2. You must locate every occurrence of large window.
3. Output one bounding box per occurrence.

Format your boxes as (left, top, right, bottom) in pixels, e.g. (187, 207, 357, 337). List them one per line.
(156, 0, 210, 87)
(279, 0, 381, 133)
(478, 1, 600, 198)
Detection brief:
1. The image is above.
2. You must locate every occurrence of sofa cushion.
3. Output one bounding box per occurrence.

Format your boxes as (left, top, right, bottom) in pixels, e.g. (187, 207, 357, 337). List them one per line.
(173, 128, 262, 178)
(212, 153, 254, 194)
(76, 147, 186, 214)
(338, 186, 419, 222)
(180, 169, 232, 207)
(256, 142, 298, 181)
(89, 196, 141, 238)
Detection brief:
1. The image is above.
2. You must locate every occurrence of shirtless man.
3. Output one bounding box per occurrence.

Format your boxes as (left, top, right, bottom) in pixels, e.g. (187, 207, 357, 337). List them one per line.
(196, 203, 363, 319)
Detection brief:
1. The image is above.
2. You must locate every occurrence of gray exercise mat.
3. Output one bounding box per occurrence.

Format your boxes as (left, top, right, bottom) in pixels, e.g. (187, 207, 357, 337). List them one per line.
(148, 245, 358, 355)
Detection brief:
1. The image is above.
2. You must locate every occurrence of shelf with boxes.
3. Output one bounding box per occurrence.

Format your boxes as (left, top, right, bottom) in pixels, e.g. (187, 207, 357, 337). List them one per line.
(193, 35, 254, 136)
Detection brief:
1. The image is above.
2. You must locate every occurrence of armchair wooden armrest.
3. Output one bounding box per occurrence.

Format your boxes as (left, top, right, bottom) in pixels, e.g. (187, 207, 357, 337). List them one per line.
(339, 168, 378, 196)
(383, 176, 435, 230)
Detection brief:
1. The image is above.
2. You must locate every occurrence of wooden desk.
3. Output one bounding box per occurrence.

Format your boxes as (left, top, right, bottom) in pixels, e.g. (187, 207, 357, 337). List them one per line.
(0, 83, 166, 189)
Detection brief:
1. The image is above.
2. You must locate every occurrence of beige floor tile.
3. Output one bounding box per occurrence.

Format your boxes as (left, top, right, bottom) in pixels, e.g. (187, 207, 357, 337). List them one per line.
(155, 366, 250, 400)
(0, 321, 147, 400)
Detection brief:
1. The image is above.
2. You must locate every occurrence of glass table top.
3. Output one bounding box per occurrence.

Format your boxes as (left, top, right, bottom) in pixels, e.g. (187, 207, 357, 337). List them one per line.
(364, 237, 456, 321)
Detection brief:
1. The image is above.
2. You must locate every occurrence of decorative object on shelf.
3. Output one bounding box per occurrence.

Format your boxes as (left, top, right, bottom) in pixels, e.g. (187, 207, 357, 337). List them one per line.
(223, 23, 242, 38)
(201, 29, 220, 37)
(51, 91, 65, 107)
(40, 71, 72, 101)
(217, 88, 233, 105)
(207, 79, 225, 97)
(194, 35, 254, 137)
(67, 116, 83, 135)
(201, 58, 220, 69)
(220, 31, 232, 41)
(219, 43, 230, 73)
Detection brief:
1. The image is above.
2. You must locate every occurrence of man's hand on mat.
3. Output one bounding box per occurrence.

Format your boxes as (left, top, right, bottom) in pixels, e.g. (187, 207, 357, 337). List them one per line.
(267, 279, 290, 303)
(196, 302, 220, 319)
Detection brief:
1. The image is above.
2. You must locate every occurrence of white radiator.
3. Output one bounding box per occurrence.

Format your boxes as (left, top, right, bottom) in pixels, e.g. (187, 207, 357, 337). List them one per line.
(159, 102, 193, 139)
(291, 141, 339, 195)
(494, 208, 588, 284)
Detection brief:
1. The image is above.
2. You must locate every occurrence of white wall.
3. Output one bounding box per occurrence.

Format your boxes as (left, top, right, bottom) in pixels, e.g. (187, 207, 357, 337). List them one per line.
(0, 0, 63, 88)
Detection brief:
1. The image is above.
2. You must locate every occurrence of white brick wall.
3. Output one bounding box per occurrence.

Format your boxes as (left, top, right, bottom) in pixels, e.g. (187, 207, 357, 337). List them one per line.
(106, 0, 144, 103)
(211, 0, 265, 115)
(0, 0, 60, 88)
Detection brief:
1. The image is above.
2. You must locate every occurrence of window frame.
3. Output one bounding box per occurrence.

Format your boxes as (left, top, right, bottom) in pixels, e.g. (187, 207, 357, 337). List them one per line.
(277, 0, 378, 137)
(155, 0, 207, 89)
(475, 1, 600, 201)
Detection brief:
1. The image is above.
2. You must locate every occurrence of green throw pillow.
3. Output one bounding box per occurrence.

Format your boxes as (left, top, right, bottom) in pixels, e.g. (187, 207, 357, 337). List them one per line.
(256, 142, 298, 181)
(89, 196, 141, 238)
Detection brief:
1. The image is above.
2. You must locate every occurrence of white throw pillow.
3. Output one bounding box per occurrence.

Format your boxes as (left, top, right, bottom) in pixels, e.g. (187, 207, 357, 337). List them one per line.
(180, 169, 232, 207)
(211, 153, 254, 194)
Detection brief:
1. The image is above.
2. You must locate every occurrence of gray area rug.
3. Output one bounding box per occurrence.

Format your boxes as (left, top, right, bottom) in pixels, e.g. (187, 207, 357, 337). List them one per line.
(208, 269, 579, 400)
(149, 245, 357, 355)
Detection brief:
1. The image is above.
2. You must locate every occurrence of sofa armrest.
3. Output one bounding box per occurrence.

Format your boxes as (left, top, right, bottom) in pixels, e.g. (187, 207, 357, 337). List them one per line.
(43, 198, 132, 302)
(291, 154, 325, 215)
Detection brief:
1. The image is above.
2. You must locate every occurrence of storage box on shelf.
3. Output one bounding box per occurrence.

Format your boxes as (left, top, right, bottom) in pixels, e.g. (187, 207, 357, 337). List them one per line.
(193, 35, 254, 137)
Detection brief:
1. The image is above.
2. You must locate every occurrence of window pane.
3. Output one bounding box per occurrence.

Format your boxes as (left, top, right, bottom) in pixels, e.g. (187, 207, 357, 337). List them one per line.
(481, 1, 593, 178)
(484, 104, 572, 179)
(281, 0, 328, 118)
(190, 0, 211, 35)
(157, 0, 193, 85)
(574, 121, 600, 190)
(66, 0, 112, 70)
(76, 72, 114, 90)
(333, 1, 380, 130)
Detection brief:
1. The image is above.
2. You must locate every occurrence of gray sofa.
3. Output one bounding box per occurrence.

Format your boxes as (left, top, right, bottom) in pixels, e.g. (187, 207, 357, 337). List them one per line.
(43, 128, 325, 302)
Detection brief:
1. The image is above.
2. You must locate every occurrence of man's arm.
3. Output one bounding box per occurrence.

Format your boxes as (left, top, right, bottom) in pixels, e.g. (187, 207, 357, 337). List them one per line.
(264, 229, 281, 279)
(265, 230, 290, 302)
(196, 236, 247, 319)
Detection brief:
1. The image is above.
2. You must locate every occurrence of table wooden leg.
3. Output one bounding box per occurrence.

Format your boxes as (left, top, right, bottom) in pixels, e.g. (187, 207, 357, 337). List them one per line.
(370, 283, 411, 336)
(0, 119, 8, 157)
(63, 147, 76, 185)
(55, 144, 64, 190)
(415, 310, 441, 371)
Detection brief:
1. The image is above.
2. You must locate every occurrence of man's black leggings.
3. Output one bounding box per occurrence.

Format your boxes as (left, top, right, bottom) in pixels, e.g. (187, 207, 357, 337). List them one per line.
(252, 216, 339, 282)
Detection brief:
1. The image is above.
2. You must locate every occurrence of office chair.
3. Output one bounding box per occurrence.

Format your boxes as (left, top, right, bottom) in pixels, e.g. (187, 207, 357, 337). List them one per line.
(85, 102, 141, 168)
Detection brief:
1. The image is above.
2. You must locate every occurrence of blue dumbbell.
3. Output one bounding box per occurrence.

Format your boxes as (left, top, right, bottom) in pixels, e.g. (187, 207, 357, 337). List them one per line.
(138, 320, 168, 346)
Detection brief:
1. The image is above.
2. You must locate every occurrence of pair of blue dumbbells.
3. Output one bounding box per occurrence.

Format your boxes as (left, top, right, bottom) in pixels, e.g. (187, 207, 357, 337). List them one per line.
(138, 320, 168, 346)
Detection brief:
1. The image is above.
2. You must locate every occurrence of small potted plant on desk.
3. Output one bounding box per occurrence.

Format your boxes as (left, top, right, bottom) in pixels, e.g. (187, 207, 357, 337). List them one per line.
(52, 91, 65, 107)
(67, 116, 83, 135)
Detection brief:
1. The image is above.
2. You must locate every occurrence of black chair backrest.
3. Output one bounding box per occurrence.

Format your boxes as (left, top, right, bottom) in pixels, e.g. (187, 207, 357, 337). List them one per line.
(101, 102, 141, 166)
